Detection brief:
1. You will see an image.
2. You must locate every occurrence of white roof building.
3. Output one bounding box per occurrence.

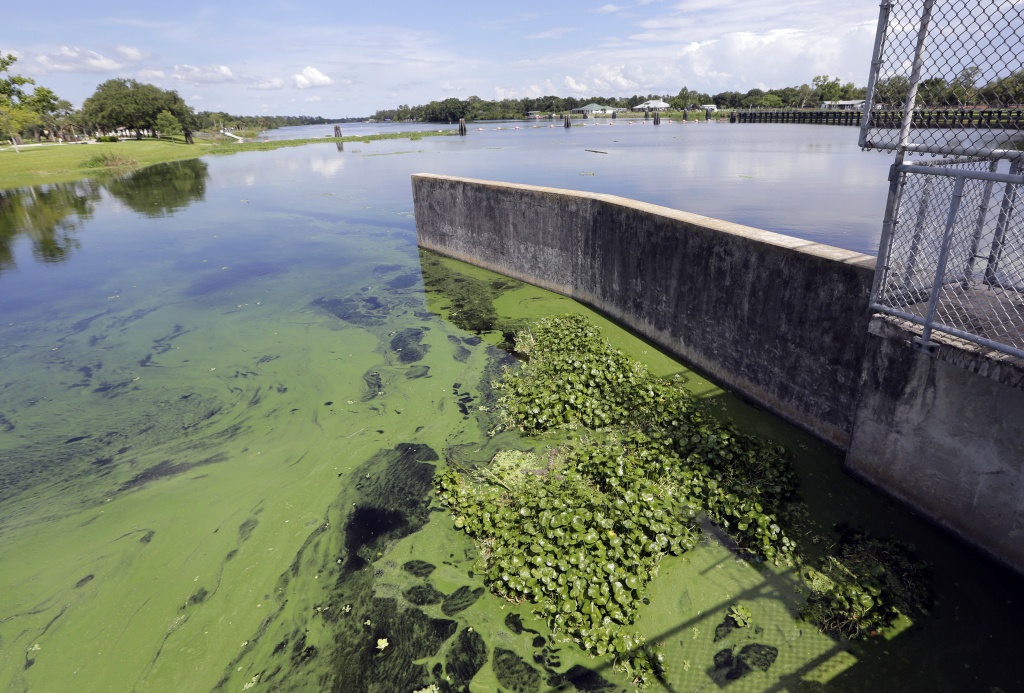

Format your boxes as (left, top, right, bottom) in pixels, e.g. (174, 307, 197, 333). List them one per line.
(634, 99, 671, 111)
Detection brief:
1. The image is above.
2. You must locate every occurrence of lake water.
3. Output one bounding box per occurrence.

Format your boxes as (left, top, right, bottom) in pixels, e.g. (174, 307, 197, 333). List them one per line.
(262, 120, 893, 255)
(0, 126, 1021, 692)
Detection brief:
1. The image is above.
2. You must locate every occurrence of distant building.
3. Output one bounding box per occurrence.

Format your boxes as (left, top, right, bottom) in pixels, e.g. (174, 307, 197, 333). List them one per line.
(821, 100, 866, 110)
(570, 103, 623, 114)
(700, 104, 718, 112)
(634, 99, 671, 111)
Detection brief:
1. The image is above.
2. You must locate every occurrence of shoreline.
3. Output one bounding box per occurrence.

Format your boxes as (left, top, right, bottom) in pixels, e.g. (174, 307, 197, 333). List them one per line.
(0, 130, 456, 190)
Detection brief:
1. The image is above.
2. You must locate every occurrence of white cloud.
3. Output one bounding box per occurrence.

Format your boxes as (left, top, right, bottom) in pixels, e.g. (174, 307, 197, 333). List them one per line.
(173, 63, 235, 84)
(304, 95, 321, 101)
(564, 75, 589, 93)
(253, 77, 286, 90)
(582, 63, 645, 91)
(116, 45, 145, 62)
(137, 69, 166, 80)
(36, 46, 121, 73)
(293, 66, 333, 89)
(594, 4, 623, 12)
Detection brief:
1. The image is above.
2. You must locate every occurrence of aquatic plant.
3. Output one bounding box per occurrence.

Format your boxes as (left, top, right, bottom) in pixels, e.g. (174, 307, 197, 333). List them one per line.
(800, 525, 932, 639)
(436, 315, 802, 685)
(727, 604, 752, 628)
(493, 315, 799, 564)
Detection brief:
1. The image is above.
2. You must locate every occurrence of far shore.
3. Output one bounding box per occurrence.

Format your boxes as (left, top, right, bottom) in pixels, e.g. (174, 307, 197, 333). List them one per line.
(0, 130, 456, 190)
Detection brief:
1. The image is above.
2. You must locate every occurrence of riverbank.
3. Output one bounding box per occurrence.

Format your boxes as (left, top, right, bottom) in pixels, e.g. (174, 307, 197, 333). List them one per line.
(0, 130, 456, 190)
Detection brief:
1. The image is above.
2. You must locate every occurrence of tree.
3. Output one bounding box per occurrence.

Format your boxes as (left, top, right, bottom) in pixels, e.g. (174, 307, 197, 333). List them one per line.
(25, 86, 62, 142)
(979, 69, 1024, 107)
(812, 75, 842, 105)
(155, 110, 182, 139)
(795, 84, 813, 108)
(81, 79, 197, 140)
(0, 53, 35, 151)
(873, 75, 910, 108)
(950, 66, 982, 106)
(916, 77, 950, 107)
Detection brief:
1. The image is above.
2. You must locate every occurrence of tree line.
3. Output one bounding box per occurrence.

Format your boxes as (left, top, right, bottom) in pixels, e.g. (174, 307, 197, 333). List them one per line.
(371, 76, 868, 123)
(0, 54, 343, 147)
(373, 69, 1024, 123)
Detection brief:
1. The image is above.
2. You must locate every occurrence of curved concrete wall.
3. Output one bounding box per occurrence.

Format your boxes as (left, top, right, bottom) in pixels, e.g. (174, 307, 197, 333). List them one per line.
(412, 173, 877, 448)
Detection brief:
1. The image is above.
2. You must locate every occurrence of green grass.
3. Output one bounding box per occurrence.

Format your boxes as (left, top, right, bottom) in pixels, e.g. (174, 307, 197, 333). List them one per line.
(0, 130, 456, 190)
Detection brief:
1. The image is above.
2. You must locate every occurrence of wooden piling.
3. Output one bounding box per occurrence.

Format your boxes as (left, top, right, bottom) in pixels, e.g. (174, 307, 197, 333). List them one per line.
(458, 118, 467, 136)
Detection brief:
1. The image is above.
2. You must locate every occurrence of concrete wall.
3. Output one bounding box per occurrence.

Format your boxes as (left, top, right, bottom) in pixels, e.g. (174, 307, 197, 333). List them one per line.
(846, 316, 1024, 571)
(413, 173, 1024, 574)
(412, 174, 877, 449)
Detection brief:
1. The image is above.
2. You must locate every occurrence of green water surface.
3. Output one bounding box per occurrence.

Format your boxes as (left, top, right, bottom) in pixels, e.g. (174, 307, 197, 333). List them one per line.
(0, 144, 1021, 693)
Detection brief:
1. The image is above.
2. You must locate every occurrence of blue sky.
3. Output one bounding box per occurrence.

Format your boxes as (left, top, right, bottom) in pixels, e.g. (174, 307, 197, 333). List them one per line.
(3, 0, 883, 116)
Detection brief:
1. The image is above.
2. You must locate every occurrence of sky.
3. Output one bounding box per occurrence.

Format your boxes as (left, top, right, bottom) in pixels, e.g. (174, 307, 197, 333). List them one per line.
(2, 0, 884, 117)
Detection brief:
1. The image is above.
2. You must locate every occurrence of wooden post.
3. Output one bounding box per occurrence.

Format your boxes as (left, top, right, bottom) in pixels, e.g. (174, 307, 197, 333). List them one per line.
(458, 118, 467, 136)
(565, 114, 571, 128)
(334, 125, 342, 137)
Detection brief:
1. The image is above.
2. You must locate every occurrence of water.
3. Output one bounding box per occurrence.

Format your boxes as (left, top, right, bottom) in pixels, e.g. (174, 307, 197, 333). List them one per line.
(0, 130, 1021, 693)
(266, 120, 893, 255)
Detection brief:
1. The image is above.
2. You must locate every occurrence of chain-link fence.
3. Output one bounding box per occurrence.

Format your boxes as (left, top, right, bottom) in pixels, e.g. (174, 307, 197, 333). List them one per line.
(872, 157, 1024, 358)
(862, 1, 1024, 358)
(860, 0, 1024, 158)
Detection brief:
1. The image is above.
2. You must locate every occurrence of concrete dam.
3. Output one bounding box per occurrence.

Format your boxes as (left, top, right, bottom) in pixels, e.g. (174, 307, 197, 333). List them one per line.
(412, 173, 1024, 575)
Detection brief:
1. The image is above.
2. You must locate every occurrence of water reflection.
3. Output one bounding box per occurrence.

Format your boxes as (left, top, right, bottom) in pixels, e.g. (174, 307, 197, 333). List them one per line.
(0, 160, 210, 275)
(105, 159, 209, 217)
(0, 180, 101, 272)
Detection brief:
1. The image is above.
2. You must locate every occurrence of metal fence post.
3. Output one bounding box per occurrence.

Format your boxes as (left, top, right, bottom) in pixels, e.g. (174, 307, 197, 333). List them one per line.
(916, 175, 966, 352)
(859, 0, 893, 147)
(962, 159, 1000, 288)
(984, 158, 1022, 288)
(898, 0, 935, 151)
(870, 156, 906, 306)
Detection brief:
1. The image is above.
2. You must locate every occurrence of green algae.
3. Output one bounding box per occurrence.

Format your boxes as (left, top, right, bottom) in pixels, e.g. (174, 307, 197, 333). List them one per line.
(1, 166, 1024, 693)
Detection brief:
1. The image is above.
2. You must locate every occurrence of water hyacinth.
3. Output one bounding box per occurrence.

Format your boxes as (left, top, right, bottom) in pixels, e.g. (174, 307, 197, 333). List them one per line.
(436, 315, 805, 684)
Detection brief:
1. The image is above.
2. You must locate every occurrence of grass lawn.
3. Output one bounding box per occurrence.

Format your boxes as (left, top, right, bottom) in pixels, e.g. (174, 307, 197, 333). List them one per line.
(0, 130, 455, 190)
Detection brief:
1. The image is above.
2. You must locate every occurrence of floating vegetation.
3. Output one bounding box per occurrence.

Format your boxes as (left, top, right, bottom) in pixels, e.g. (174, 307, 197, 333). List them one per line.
(800, 525, 932, 639)
(715, 604, 753, 641)
(436, 315, 802, 684)
(435, 314, 933, 685)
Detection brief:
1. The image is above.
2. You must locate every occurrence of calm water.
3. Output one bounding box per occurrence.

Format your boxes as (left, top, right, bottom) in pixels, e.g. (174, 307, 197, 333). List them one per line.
(264, 120, 892, 255)
(0, 129, 1021, 692)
